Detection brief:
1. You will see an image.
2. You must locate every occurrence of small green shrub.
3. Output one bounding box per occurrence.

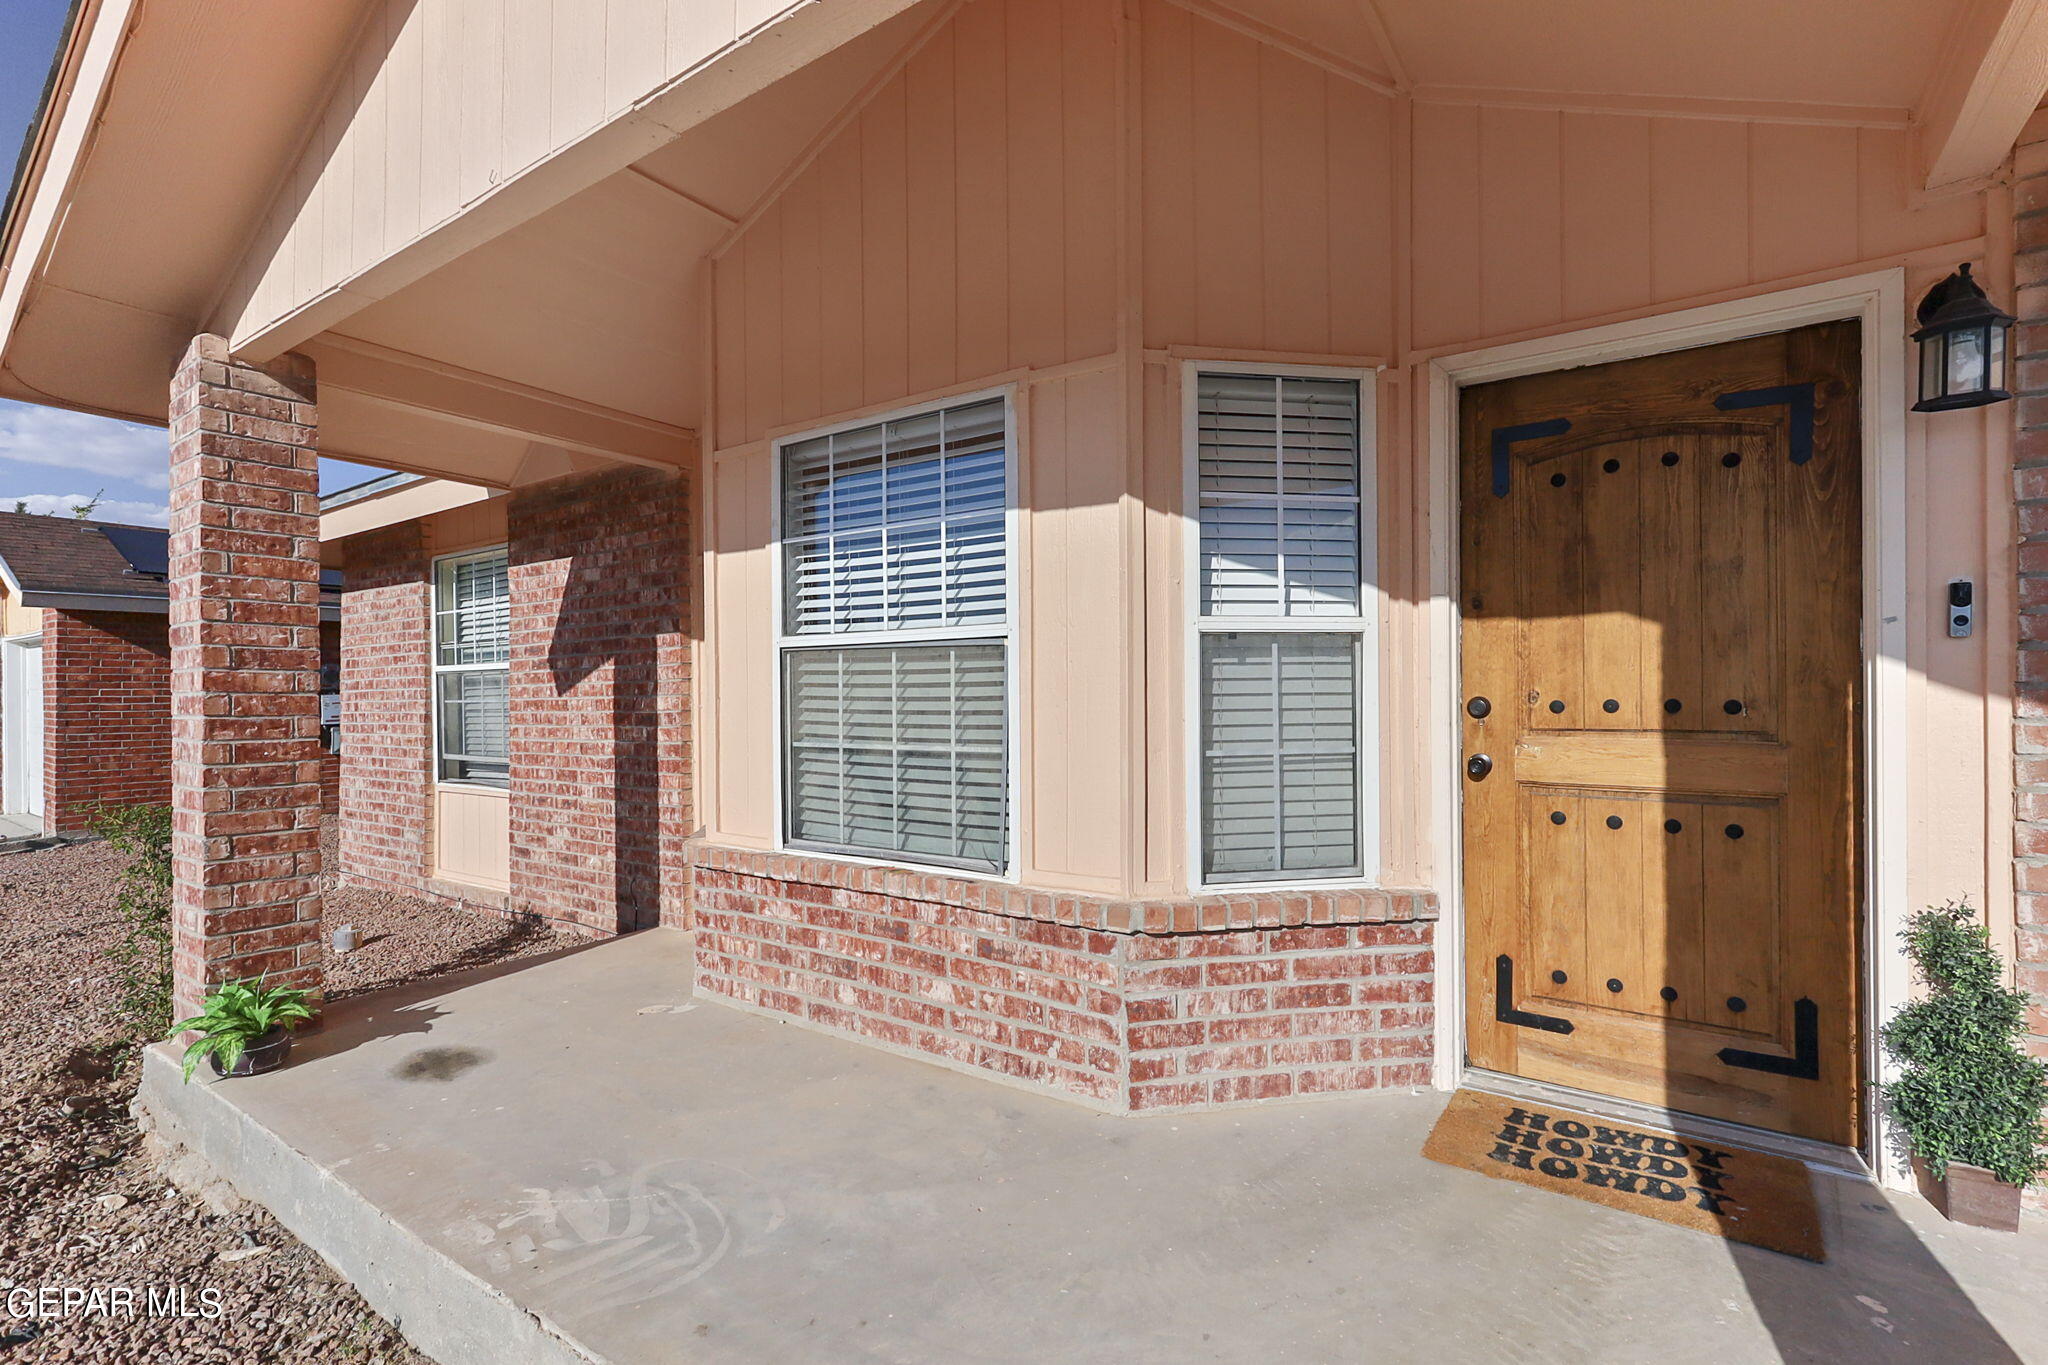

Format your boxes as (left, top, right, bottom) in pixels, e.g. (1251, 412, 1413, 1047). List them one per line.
(169, 977, 314, 1081)
(88, 802, 174, 1041)
(1882, 900, 2048, 1187)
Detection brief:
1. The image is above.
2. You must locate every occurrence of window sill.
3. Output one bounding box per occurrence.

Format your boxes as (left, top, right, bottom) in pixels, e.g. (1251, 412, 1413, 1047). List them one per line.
(424, 875, 509, 909)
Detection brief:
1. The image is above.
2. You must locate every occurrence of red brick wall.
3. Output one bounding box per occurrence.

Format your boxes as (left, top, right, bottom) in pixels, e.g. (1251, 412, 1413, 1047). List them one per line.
(336, 522, 431, 897)
(506, 466, 693, 934)
(691, 843, 1437, 1111)
(1122, 925, 1436, 1109)
(39, 609, 171, 833)
(13, 607, 326, 834)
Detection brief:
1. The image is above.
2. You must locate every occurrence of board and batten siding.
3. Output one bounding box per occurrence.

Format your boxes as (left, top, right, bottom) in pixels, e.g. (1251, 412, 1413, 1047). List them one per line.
(216, 0, 921, 354)
(713, 0, 1121, 450)
(1408, 106, 1983, 351)
(706, 0, 1135, 895)
(1138, 0, 1395, 360)
(706, 362, 1133, 896)
(701, 0, 2012, 921)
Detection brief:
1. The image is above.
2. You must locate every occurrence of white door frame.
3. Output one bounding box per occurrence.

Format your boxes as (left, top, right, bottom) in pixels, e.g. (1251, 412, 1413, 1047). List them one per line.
(1423, 268, 1913, 1186)
(2, 632, 44, 818)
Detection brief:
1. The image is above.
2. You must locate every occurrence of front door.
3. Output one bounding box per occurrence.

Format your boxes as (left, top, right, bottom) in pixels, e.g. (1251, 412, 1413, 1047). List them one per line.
(1458, 321, 1861, 1146)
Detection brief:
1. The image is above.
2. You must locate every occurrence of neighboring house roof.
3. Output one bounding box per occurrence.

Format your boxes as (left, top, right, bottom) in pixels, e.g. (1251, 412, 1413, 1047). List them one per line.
(0, 511, 340, 619)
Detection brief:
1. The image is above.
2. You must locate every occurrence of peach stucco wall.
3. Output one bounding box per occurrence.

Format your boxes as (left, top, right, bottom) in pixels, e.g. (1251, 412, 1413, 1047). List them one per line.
(701, 0, 2014, 933)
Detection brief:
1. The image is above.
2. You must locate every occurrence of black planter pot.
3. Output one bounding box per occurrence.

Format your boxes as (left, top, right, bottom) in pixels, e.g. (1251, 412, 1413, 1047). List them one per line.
(207, 1027, 292, 1079)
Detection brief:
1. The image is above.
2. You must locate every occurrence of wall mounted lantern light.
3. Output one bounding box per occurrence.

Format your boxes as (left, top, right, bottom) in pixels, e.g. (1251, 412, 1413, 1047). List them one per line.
(1913, 262, 2015, 412)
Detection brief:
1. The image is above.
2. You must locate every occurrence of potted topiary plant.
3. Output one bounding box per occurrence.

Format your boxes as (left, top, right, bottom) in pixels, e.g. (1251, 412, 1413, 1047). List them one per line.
(169, 977, 315, 1082)
(1882, 900, 2048, 1231)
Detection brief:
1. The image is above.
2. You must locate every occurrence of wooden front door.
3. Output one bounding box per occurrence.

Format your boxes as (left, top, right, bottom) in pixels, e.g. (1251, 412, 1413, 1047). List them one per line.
(1459, 321, 1861, 1146)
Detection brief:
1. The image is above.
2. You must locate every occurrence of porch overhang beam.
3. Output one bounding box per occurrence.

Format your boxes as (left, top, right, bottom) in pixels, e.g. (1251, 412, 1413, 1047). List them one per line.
(302, 338, 696, 474)
(318, 474, 495, 548)
(1917, 0, 2048, 194)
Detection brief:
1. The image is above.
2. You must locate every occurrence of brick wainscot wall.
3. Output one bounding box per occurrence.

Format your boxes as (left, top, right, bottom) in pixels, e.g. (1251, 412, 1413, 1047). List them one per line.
(692, 844, 1438, 1112)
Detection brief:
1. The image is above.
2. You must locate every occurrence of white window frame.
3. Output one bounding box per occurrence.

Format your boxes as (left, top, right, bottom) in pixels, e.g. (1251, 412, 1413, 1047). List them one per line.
(1182, 360, 1381, 893)
(431, 544, 511, 792)
(769, 386, 1022, 881)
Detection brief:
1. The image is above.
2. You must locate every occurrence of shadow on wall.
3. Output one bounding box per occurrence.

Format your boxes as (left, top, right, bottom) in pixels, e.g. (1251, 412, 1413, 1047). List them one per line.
(519, 465, 690, 934)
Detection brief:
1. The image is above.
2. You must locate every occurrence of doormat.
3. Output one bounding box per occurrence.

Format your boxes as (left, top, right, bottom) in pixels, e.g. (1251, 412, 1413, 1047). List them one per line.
(1422, 1090, 1825, 1261)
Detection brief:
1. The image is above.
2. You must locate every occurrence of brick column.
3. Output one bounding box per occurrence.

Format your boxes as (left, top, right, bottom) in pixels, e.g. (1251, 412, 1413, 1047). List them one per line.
(168, 335, 325, 1021)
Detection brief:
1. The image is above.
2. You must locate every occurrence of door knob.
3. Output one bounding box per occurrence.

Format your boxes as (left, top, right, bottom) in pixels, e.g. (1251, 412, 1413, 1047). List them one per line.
(1466, 754, 1493, 781)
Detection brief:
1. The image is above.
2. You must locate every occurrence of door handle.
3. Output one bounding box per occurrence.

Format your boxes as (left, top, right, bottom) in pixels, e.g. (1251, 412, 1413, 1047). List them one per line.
(1466, 754, 1493, 781)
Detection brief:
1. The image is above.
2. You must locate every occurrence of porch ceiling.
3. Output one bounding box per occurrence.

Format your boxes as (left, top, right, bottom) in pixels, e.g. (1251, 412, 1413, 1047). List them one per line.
(2, 0, 2042, 491)
(0, 0, 374, 421)
(1374, 0, 1962, 114)
(310, 0, 945, 483)
(320, 0, 2013, 489)
(0, 0, 945, 487)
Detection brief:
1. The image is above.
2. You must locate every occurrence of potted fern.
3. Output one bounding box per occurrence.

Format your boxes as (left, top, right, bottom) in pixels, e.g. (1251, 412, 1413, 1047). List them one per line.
(1882, 901, 2048, 1231)
(170, 977, 314, 1081)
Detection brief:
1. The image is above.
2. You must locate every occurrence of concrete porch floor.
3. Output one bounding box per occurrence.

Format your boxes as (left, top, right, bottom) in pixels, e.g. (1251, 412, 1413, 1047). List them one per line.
(140, 929, 2048, 1365)
(0, 811, 68, 853)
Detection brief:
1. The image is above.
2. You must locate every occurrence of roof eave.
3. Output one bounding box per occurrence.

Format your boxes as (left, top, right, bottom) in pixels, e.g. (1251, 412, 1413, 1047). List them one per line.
(17, 589, 168, 613)
(0, 0, 92, 269)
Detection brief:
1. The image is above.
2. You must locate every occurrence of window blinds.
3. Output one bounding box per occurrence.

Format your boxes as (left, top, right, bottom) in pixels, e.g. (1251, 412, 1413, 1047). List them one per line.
(437, 668, 510, 783)
(1200, 632, 1361, 881)
(433, 550, 511, 786)
(1193, 370, 1366, 884)
(1196, 373, 1361, 617)
(779, 395, 1012, 873)
(436, 554, 510, 666)
(782, 398, 1007, 635)
(784, 644, 1008, 872)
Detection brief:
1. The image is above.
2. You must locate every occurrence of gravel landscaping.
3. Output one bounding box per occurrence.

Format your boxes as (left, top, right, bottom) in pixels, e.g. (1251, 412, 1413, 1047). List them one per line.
(0, 818, 581, 1362)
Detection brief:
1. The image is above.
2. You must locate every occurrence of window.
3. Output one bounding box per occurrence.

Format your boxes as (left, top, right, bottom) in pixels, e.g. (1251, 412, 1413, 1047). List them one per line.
(433, 548, 510, 787)
(777, 396, 1013, 873)
(1190, 369, 1375, 884)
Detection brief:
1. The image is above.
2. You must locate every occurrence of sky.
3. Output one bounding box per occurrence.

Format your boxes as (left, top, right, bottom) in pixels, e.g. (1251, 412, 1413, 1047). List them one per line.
(0, 0, 386, 527)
